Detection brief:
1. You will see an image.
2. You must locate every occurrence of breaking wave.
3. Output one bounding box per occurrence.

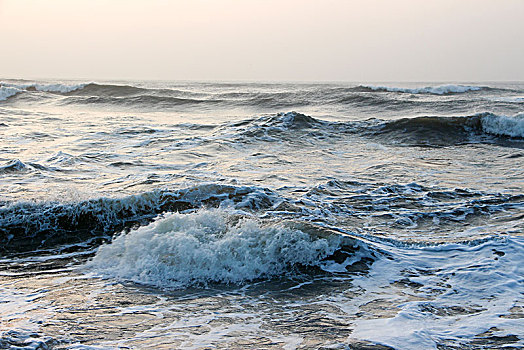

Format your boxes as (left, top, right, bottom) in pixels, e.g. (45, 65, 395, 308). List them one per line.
(2, 176, 521, 255)
(0, 81, 87, 101)
(86, 208, 368, 287)
(0, 87, 21, 101)
(373, 112, 524, 145)
(480, 113, 524, 138)
(0, 184, 277, 254)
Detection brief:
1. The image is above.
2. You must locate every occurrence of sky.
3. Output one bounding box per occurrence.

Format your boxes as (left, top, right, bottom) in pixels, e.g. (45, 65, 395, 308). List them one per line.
(1, 0, 523, 82)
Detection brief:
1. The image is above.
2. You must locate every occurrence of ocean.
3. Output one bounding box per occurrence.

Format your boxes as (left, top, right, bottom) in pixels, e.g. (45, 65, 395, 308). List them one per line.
(0, 80, 523, 349)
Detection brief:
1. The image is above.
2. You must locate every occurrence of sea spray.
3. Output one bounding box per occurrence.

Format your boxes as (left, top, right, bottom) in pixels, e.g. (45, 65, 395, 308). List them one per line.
(86, 209, 348, 288)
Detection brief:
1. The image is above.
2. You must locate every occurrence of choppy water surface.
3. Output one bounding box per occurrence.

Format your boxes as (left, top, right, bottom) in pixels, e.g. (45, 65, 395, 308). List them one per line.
(1, 80, 523, 349)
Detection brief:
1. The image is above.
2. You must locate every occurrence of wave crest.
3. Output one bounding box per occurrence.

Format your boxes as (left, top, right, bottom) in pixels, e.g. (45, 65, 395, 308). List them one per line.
(219, 112, 524, 146)
(0, 184, 278, 254)
(86, 209, 361, 287)
(481, 113, 524, 138)
(358, 84, 485, 95)
(0, 87, 22, 101)
(254, 112, 322, 130)
(376, 112, 524, 142)
(0, 159, 28, 174)
(0, 81, 87, 101)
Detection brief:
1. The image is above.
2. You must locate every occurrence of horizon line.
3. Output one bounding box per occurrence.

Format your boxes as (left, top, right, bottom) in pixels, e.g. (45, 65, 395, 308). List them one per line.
(2, 76, 524, 85)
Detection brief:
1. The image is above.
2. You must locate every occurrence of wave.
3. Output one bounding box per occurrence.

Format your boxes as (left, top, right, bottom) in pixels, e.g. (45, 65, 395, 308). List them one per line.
(69, 82, 151, 96)
(0, 81, 86, 93)
(489, 96, 524, 103)
(246, 111, 323, 130)
(61, 94, 217, 107)
(0, 159, 66, 174)
(0, 159, 28, 174)
(3, 81, 522, 113)
(56, 84, 483, 108)
(85, 198, 522, 288)
(67, 82, 209, 98)
(480, 113, 524, 138)
(0, 82, 147, 102)
(5, 109, 512, 152)
(3, 175, 521, 255)
(334, 93, 416, 107)
(214, 112, 344, 143)
(301, 180, 524, 243)
(0, 82, 87, 101)
(61, 88, 306, 108)
(358, 84, 488, 95)
(0, 184, 278, 254)
(222, 112, 524, 146)
(86, 208, 370, 288)
(373, 112, 524, 146)
(0, 81, 214, 104)
(0, 87, 21, 101)
(0, 81, 404, 107)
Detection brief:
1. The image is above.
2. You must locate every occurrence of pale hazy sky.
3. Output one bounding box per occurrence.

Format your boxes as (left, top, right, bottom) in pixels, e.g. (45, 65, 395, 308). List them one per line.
(1, 0, 523, 82)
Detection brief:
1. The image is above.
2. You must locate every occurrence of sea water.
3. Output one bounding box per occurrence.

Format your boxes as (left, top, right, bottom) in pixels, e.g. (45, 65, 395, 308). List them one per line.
(1, 80, 523, 349)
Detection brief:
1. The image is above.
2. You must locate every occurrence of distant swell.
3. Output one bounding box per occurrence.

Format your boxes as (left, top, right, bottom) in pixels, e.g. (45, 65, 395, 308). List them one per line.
(0, 81, 87, 101)
(69, 82, 151, 96)
(357, 84, 488, 95)
(2, 81, 522, 113)
(63, 94, 217, 107)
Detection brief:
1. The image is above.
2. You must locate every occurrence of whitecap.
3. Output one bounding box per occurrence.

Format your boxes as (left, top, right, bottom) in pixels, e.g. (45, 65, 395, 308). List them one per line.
(0, 86, 22, 101)
(362, 84, 483, 95)
(86, 209, 347, 288)
(481, 113, 524, 138)
(0, 81, 87, 96)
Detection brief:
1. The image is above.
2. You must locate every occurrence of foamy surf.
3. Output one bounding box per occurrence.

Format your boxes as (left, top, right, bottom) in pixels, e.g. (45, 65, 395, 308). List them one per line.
(0, 81, 87, 101)
(480, 112, 524, 138)
(351, 236, 524, 349)
(85, 209, 366, 288)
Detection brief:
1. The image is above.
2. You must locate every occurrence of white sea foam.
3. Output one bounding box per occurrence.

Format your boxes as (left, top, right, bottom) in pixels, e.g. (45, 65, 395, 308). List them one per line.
(0, 86, 21, 101)
(86, 209, 347, 288)
(350, 236, 524, 349)
(32, 83, 87, 93)
(0, 81, 87, 100)
(364, 84, 483, 95)
(481, 113, 524, 138)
